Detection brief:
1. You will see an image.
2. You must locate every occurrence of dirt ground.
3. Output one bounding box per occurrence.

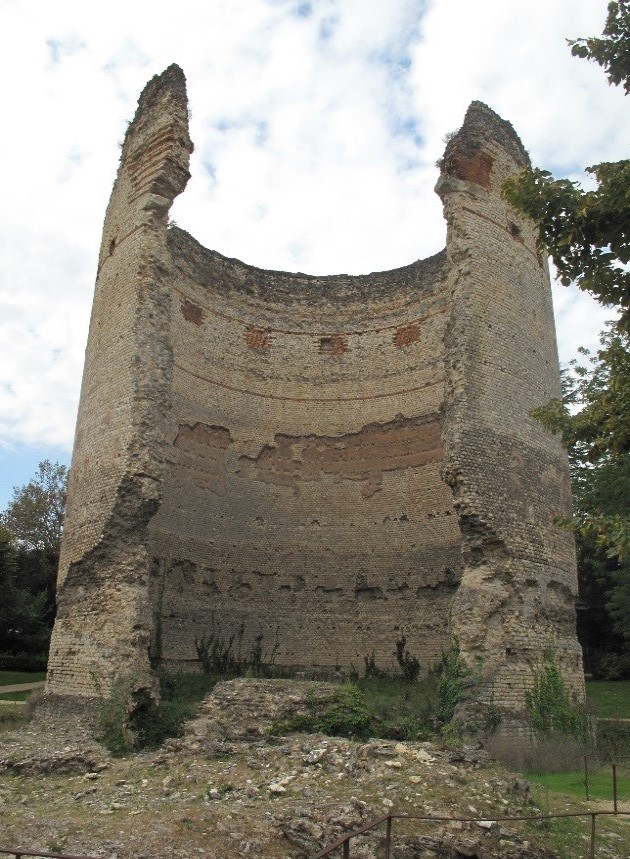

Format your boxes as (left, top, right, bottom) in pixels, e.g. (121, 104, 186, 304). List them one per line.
(0, 680, 627, 859)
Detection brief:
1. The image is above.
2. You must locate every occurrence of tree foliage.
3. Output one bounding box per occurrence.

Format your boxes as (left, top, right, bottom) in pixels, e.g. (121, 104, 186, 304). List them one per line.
(504, 3, 630, 564)
(0, 539, 52, 667)
(503, 1, 630, 328)
(531, 326, 630, 561)
(568, 0, 630, 93)
(0, 460, 68, 668)
(504, 161, 630, 324)
(1, 459, 67, 552)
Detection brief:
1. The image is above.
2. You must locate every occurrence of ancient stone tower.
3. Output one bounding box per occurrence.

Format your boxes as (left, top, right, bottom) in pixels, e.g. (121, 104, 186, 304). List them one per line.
(46, 65, 583, 731)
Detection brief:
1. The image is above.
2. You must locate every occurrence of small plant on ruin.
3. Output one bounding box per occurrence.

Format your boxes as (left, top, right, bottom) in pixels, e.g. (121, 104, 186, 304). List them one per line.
(247, 627, 280, 677)
(195, 623, 282, 678)
(525, 651, 590, 743)
(436, 645, 470, 726)
(363, 650, 386, 679)
(195, 624, 244, 675)
(94, 678, 136, 755)
(394, 634, 421, 683)
(95, 673, 213, 755)
(270, 684, 372, 740)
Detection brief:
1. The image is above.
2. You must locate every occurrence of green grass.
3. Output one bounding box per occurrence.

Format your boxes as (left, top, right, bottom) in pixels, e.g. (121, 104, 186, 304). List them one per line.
(586, 679, 630, 719)
(523, 810, 597, 859)
(0, 700, 28, 732)
(0, 670, 46, 686)
(523, 781, 630, 859)
(527, 768, 630, 802)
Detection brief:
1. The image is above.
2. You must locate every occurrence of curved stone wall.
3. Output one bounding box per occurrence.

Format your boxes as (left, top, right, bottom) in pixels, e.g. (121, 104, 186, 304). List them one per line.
(46, 65, 584, 731)
(148, 231, 462, 670)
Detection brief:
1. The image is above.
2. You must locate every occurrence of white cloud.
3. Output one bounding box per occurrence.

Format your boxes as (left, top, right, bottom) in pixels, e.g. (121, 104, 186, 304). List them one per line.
(0, 0, 624, 472)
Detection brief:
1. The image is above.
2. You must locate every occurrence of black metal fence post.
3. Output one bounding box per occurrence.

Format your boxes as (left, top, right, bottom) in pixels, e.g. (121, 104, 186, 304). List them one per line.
(584, 755, 590, 801)
(589, 813, 596, 859)
(613, 763, 618, 814)
(384, 815, 392, 859)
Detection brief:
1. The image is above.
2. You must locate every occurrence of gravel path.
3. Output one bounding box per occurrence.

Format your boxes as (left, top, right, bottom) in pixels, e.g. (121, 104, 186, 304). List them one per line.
(0, 682, 45, 694)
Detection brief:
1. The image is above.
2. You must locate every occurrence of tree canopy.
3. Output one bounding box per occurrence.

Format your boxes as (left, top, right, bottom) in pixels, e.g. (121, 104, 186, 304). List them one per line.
(568, 0, 630, 93)
(503, 2, 630, 558)
(0, 460, 67, 668)
(1, 459, 67, 552)
(504, 2, 630, 328)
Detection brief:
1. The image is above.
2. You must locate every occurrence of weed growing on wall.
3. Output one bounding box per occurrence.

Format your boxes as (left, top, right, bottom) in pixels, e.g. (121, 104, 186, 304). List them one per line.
(94, 680, 136, 755)
(363, 636, 421, 682)
(525, 652, 590, 743)
(195, 623, 279, 677)
(394, 634, 421, 682)
(436, 645, 470, 726)
(195, 625, 244, 675)
(363, 650, 386, 679)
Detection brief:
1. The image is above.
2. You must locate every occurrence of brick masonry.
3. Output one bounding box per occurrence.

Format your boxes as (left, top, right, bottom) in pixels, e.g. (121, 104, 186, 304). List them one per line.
(46, 65, 584, 730)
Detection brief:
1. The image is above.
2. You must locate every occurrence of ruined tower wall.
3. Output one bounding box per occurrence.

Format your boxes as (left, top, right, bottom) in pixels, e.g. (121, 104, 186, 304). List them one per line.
(438, 106, 583, 728)
(47, 67, 193, 696)
(147, 231, 462, 672)
(46, 67, 584, 727)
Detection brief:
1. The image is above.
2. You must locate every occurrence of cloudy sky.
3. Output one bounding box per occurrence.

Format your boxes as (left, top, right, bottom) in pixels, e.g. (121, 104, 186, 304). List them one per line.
(0, 0, 626, 509)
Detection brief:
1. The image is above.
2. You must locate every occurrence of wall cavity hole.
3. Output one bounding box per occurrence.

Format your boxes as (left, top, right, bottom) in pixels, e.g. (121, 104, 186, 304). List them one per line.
(319, 335, 347, 355)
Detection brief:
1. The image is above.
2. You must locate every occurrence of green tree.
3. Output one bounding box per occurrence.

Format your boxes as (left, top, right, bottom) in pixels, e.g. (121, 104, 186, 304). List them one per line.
(0, 538, 51, 668)
(0, 460, 68, 669)
(573, 454, 630, 676)
(504, 1, 630, 327)
(532, 327, 630, 560)
(533, 336, 630, 675)
(1, 459, 67, 552)
(568, 0, 630, 93)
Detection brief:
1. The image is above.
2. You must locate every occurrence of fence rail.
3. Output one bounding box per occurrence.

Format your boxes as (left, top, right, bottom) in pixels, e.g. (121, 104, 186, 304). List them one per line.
(310, 810, 630, 859)
(0, 850, 96, 859)
(2, 794, 629, 859)
(584, 756, 630, 808)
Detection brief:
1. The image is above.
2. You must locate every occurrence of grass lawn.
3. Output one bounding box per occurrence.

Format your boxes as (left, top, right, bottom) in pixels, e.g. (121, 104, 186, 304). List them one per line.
(0, 690, 33, 701)
(0, 670, 46, 687)
(527, 768, 630, 802)
(586, 680, 630, 719)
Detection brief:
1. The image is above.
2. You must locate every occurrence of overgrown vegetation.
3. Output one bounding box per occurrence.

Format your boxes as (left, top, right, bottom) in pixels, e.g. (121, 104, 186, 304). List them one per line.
(394, 634, 421, 683)
(525, 652, 590, 743)
(356, 674, 437, 741)
(586, 678, 630, 717)
(95, 672, 217, 756)
(271, 684, 372, 739)
(503, 1, 630, 683)
(435, 645, 469, 726)
(195, 623, 280, 677)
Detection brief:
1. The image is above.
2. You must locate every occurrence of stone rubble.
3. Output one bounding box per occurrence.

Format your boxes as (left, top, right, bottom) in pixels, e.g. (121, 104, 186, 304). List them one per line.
(0, 681, 620, 858)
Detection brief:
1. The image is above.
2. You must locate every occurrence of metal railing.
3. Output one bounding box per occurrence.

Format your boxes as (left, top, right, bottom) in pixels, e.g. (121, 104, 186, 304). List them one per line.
(310, 810, 630, 859)
(0, 850, 96, 859)
(584, 756, 630, 810)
